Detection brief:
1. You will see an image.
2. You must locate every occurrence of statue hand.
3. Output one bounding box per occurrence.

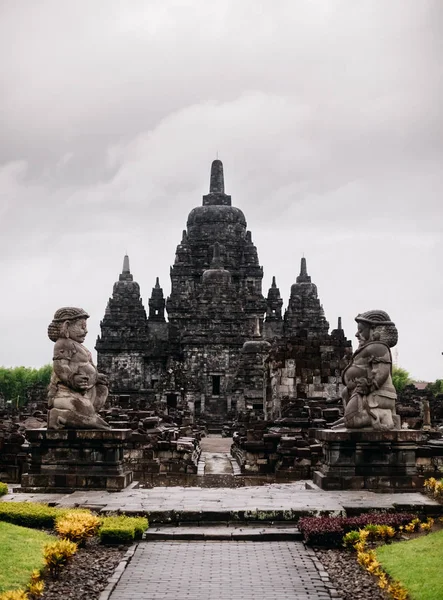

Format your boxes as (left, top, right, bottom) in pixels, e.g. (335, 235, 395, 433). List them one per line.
(355, 377, 372, 395)
(97, 373, 108, 386)
(72, 374, 90, 391)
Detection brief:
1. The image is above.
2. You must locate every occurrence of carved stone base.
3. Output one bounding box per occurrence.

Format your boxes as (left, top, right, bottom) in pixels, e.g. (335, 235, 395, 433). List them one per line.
(20, 429, 133, 491)
(313, 428, 426, 491)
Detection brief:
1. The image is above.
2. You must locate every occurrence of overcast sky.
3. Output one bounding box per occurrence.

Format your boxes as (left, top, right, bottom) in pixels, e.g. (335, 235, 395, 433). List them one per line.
(1, 0, 442, 381)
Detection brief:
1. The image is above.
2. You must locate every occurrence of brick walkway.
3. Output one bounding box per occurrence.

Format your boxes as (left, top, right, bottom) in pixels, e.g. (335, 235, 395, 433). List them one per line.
(108, 541, 340, 600)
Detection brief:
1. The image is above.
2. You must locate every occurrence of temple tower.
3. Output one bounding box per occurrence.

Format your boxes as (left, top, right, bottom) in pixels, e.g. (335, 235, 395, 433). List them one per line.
(263, 276, 284, 340)
(165, 160, 266, 416)
(96, 256, 148, 396)
(284, 257, 329, 338)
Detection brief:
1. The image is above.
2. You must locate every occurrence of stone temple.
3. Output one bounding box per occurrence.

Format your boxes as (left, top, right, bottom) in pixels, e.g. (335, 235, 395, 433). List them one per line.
(96, 160, 352, 421)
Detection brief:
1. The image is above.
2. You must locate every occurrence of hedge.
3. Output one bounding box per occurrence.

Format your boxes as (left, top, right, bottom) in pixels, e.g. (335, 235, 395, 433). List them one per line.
(298, 512, 417, 547)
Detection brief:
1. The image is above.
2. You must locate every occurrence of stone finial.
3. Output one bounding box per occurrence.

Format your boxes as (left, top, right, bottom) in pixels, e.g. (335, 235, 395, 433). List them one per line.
(296, 256, 311, 283)
(202, 160, 232, 206)
(122, 254, 130, 273)
(338, 316, 342, 330)
(272, 276, 277, 288)
(209, 159, 225, 193)
(181, 230, 188, 244)
(155, 277, 160, 289)
(119, 255, 133, 282)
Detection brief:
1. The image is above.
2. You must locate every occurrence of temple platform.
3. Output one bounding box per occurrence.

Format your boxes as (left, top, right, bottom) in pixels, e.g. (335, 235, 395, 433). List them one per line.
(20, 428, 133, 491)
(313, 428, 426, 491)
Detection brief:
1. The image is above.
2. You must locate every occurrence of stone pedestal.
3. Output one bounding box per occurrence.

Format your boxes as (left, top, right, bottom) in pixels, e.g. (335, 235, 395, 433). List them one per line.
(313, 429, 425, 491)
(21, 429, 133, 491)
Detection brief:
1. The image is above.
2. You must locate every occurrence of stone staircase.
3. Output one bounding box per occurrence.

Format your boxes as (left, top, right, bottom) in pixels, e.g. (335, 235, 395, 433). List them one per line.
(145, 523, 303, 540)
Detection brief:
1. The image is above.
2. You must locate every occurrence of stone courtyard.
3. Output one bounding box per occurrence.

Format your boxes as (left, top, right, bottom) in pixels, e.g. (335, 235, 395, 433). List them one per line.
(4, 481, 441, 600)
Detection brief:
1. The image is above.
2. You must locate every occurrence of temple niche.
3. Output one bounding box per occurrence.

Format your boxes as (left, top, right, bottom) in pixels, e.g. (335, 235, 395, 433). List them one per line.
(96, 160, 351, 422)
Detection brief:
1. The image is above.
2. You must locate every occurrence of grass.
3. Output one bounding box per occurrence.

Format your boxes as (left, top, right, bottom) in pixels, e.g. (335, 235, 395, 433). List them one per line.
(376, 529, 443, 600)
(0, 521, 55, 592)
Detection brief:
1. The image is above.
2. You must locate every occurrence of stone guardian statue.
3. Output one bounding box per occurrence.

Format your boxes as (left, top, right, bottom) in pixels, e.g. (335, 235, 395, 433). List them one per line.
(334, 310, 400, 430)
(47, 307, 110, 429)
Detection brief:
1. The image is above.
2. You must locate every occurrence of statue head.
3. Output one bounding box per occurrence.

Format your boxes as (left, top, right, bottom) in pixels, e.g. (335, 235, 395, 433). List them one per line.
(48, 307, 90, 343)
(355, 309, 398, 348)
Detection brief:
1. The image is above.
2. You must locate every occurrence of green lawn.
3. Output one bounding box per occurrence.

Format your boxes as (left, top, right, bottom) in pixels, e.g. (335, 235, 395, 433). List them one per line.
(376, 529, 443, 600)
(0, 521, 55, 592)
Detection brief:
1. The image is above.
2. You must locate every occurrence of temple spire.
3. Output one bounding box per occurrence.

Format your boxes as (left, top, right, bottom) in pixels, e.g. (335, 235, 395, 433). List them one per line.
(210, 159, 224, 193)
(265, 276, 283, 322)
(338, 316, 342, 330)
(119, 254, 133, 282)
(148, 277, 165, 321)
(296, 256, 311, 283)
(202, 160, 232, 206)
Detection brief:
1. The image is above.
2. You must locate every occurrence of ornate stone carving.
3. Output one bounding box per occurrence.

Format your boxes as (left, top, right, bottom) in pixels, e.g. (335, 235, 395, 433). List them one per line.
(337, 310, 400, 430)
(47, 307, 110, 429)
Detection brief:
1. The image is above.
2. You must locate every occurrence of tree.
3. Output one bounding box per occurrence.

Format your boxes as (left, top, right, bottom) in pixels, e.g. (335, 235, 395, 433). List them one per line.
(0, 365, 52, 407)
(427, 379, 443, 395)
(391, 366, 412, 392)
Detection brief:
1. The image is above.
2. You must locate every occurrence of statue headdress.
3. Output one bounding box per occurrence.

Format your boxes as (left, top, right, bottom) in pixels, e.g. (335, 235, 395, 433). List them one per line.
(48, 307, 90, 342)
(355, 309, 398, 348)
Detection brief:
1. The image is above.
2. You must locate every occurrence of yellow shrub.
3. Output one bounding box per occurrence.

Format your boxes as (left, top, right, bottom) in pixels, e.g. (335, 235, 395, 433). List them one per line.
(26, 580, 44, 599)
(0, 591, 29, 600)
(420, 518, 434, 533)
(43, 538, 78, 578)
(55, 511, 100, 544)
(378, 572, 388, 589)
(388, 581, 409, 600)
(376, 525, 395, 540)
(404, 518, 420, 533)
(424, 477, 437, 491)
(29, 571, 41, 583)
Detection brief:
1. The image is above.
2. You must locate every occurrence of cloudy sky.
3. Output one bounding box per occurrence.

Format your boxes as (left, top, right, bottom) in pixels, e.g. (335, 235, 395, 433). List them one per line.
(1, 0, 442, 381)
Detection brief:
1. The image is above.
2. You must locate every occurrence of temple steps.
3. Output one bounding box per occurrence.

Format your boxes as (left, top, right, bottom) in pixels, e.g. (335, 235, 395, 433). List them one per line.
(144, 524, 303, 541)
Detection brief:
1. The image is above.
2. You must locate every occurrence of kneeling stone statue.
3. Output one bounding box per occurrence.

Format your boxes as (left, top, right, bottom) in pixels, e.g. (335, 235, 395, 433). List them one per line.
(47, 307, 110, 430)
(335, 309, 400, 430)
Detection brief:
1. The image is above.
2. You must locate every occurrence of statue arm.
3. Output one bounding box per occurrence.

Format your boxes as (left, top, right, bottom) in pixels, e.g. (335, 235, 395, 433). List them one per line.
(52, 340, 87, 391)
(369, 344, 392, 390)
(370, 361, 391, 390)
(53, 357, 76, 387)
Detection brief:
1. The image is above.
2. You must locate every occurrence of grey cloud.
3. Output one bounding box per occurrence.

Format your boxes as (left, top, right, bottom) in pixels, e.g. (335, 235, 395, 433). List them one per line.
(0, 0, 442, 380)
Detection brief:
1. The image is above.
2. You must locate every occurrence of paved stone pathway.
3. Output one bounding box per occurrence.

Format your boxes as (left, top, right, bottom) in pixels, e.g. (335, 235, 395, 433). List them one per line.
(199, 437, 239, 476)
(107, 541, 340, 600)
(5, 483, 440, 523)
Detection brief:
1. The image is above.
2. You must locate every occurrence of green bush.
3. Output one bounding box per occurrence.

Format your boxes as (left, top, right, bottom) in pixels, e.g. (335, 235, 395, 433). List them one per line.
(98, 515, 148, 544)
(131, 516, 149, 539)
(0, 483, 8, 497)
(0, 502, 61, 529)
(99, 524, 134, 545)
